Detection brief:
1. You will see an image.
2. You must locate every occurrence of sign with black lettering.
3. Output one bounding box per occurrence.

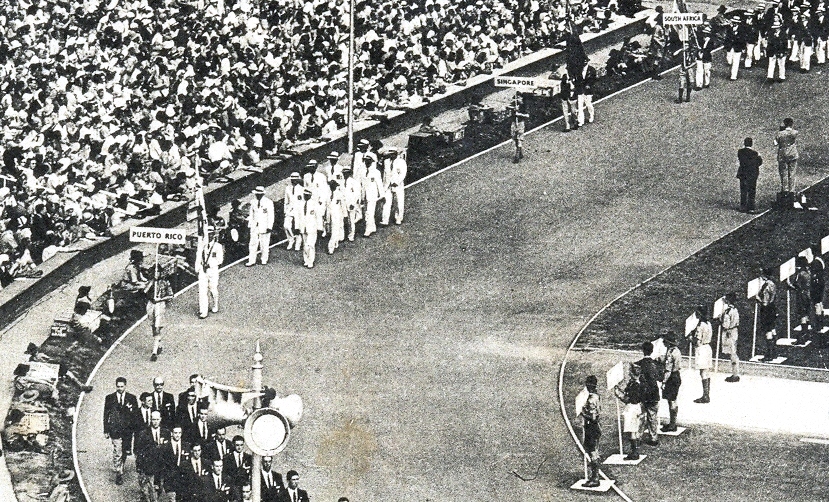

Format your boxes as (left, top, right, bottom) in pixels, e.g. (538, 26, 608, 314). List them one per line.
(129, 226, 187, 245)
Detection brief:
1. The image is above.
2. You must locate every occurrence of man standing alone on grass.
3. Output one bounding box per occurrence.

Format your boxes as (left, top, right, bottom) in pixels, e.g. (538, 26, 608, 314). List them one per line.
(775, 117, 799, 200)
(636, 341, 661, 445)
(578, 375, 602, 488)
(661, 331, 682, 432)
(737, 137, 762, 213)
(721, 293, 741, 382)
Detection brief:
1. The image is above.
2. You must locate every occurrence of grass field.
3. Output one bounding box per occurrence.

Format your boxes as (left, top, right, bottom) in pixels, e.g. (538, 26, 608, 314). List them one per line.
(75, 59, 829, 502)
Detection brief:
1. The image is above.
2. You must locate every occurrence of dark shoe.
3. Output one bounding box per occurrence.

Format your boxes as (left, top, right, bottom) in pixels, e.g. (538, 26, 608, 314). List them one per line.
(694, 396, 710, 403)
(583, 479, 601, 488)
(572, 124, 579, 130)
(652, 74, 663, 80)
(675, 98, 684, 104)
(156, 347, 162, 355)
(116, 473, 123, 485)
(150, 353, 158, 362)
(725, 375, 740, 382)
(624, 452, 640, 460)
(644, 439, 660, 447)
(661, 424, 677, 432)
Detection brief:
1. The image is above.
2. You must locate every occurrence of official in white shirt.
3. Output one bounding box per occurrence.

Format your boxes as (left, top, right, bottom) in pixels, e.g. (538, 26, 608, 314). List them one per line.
(283, 173, 304, 251)
(196, 225, 224, 319)
(300, 190, 319, 268)
(380, 148, 407, 225)
(362, 156, 384, 237)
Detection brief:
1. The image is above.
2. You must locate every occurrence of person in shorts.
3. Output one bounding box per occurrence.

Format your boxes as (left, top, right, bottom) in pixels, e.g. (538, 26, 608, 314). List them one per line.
(720, 293, 741, 382)
(579, 375, 602, 487)
(661, 330, 682, 431)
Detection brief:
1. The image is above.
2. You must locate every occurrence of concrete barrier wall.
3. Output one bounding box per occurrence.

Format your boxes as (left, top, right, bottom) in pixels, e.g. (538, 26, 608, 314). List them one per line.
(0, 16, 648, 329)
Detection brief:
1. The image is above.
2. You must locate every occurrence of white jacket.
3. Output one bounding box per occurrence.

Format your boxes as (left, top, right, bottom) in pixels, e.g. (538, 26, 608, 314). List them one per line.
(248, 195, 275, 233)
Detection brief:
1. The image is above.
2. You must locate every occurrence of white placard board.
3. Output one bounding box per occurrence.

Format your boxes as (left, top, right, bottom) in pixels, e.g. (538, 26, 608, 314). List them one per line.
(821, 235, 829, 255)
(663, 12, 705, 24)
(780, 258, 796, 281)
(129, 226, 187, 245)
(713, 297, 726, 319)
(799, 248, 814, 262)
(651, 337, 667, 360)
(575, 387, 589, 417)
(747, 277, 762, 299)
(606, 362, 625, 390)
(685, 312, 699, 336)
(494, 76, 558, 89)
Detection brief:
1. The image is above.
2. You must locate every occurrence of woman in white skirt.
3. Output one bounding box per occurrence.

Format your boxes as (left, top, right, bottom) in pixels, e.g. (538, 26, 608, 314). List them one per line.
(691, 305, 713, 403)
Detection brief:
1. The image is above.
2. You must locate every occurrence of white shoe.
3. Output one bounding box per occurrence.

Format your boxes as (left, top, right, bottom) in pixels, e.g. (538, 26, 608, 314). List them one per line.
(211, 307, 218, 313)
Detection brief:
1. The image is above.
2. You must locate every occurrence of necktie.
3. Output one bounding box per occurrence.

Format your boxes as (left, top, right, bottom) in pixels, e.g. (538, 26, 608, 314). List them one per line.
(214, 475, 220, 490)
(201, 422, 207, 439)
(118, 394, 123, 406)
(190, 405, 195, 422)
(155, 393, 160, 409)
(153, 429, 159, 444)
(144, 409, 150, 425)
(293, 490, 297, 502)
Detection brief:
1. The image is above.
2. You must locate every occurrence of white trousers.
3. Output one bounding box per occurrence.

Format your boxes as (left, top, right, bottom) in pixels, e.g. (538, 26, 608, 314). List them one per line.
(768, 56, 786, 80)
(800, 44, 813, 70)
(247, 231, 271, 264)
(695, 60, 711, 87)
(728, 50, 741, 79)
(790, 40, 800, 61)
(577, 94, 594, 125)
(817, 39, 828, 64)
(302, 231, 317, 267)
(198, 268, 219, 316)
(364, 198, 378, 236)
(381, 187, 405, 225)
(745, 44, 756, 67)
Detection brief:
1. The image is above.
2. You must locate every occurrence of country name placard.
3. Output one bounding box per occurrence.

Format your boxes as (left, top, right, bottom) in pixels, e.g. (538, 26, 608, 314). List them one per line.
(663, 13, 705, 25)
(129, 226, 187, 245)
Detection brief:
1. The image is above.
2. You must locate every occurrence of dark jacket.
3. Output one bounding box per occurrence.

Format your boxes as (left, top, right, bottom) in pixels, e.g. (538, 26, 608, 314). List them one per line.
(636, 357, 661, 403)
(737, 147, 762, 181)
(103, 391, 139, 438)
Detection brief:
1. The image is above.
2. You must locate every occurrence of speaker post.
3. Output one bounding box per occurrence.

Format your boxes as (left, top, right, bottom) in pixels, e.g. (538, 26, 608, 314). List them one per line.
(250, 341, 263, 502)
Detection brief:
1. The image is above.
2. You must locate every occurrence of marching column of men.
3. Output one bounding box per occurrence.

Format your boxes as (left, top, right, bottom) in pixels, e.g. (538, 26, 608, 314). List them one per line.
(104, 375, 311, 502)
(278, 143, 407, 268)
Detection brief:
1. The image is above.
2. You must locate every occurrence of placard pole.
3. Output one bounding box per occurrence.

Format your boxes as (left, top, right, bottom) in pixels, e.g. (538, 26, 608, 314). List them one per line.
(751, 303, 758, 360)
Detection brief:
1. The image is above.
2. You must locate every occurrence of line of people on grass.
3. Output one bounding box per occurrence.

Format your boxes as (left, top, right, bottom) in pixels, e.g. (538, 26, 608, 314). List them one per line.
(103, 374, 312, 502)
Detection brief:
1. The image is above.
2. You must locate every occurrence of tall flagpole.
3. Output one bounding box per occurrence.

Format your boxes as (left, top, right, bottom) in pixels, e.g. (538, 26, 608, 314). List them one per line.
(347, 0, 355, 154)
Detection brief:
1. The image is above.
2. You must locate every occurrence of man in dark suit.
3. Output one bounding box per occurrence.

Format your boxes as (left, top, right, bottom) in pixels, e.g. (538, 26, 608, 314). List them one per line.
(177, 374, 201, 405)
(160, 425, 190, 502)
(179, 443, 207, 502)
(103, 376, 139, 485)
(135, 411, 170, 502)
(636, 341, 662, 446)
(737, 137, 763, 213)
(176, 387, 201, 443)
(278, 470, 310, 502)
(201, 459, 232, 502)
(204, 427, 233, 464)
(259, 456, 283, 502)
(223, 435, 252, 501)
(151, 377, 177, 429)
(191, 406, 213, 448)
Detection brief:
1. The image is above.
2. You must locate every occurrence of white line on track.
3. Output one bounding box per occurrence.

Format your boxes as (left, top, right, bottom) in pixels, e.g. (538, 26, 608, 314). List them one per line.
(800, 438, 829, 445)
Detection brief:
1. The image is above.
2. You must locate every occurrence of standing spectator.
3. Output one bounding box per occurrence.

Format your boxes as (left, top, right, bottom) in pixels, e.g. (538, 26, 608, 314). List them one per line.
(613, 363, 642, 460)
(577, 375, 602, 488)
(576, 60, 597, 127)
(146, 268, 174, 362)
(737, 137, 763, 213)
(196, 226, 224, 319)
(259, 456, 283, 501)
(757, 267, 779, 360)
(636, 341, 661, 445)
(690, 305, 713, 403)
(160, 425, 189, 502)
(775, 117, 799, 199)
(660, 331, 682, 432)
(720, 293, 741, 383)
(810, 245, 827, 345)
(559, 72, 579, 132)
(223, 435, 252, 501)
(648, 6, 667, 80)
(788, 256, 812, 345)
(177, 388, 201, 445)
(103, 376, 139, 486)
(246, 186, 275, 267)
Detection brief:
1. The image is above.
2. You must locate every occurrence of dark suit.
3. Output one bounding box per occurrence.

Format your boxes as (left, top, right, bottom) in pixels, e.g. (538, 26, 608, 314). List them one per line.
(103, 391, 139, 440)
(278, 487, 310, 502)
(259, 469, 284, 502)
(103, 391, 139, 474)
(176, 401, 200, 442)
(201, 473, 232, 502)
(160, 440, 190, 495)
(203, 438, 233, 464)
(179, 458, 207, 502)
(151, 391, 177, 429)
(191, 418, 212, 447)
(223, 450, 252, 500)
(737, 146, 763, 211)
(135, 426, 170, 475)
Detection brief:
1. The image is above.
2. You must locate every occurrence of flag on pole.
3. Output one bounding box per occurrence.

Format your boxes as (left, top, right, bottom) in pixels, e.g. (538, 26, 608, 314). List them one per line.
(565, 21, 588, 77)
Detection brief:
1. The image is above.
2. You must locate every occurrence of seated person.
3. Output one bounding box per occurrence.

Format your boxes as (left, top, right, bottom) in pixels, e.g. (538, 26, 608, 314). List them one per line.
(418, 117, 440, 135)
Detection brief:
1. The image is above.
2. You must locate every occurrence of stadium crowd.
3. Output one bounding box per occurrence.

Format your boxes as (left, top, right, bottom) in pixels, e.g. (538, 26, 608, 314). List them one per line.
(0, 0, 621, 283)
